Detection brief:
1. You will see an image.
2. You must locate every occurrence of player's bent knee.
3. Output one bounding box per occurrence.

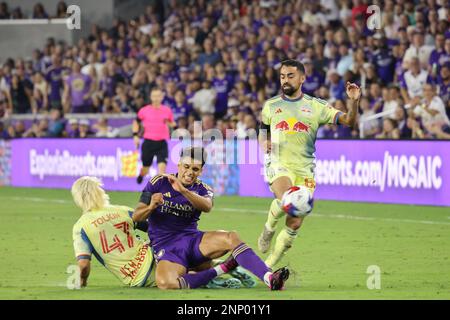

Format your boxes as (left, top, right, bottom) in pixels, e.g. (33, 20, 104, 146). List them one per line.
(156, 278, 179, 290)
(227, 231, 242, 247)
(286, 217, 303, 230)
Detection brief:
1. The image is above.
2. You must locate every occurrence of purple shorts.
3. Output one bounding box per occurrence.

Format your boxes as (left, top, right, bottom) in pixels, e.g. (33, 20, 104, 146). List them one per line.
(152, 231, 209, 269)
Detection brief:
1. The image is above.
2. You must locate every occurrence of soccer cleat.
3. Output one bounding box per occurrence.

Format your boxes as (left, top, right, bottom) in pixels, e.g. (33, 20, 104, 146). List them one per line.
(269, 267, 290, 291)
(136, 175, 143, 184)
(258, 225, 275, 253)
(229, 266, 257, 288)
(206, 277, 242, 289)
(220, 255, 239, 273)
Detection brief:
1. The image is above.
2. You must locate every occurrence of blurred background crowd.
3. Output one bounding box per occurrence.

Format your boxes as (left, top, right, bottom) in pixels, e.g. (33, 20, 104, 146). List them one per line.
(0, 0, 449, 139)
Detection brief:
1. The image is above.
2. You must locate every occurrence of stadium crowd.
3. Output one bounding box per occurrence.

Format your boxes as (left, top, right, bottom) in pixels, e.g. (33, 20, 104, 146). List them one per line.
(0, 0, 449, 139)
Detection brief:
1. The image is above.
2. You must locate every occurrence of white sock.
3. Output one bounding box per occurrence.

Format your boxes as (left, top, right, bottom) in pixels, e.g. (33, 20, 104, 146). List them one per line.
(265, 222, 275, 232)
(263, 271, 272, 287)
(214, 265, 225, 276)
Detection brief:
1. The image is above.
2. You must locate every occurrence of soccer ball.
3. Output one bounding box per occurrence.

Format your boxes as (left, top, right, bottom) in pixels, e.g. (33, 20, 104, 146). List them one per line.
(281, 186, 314, 217)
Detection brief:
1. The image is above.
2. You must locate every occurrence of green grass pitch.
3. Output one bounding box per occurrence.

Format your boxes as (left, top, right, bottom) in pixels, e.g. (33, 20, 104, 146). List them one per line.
(0, 186, 449, 300)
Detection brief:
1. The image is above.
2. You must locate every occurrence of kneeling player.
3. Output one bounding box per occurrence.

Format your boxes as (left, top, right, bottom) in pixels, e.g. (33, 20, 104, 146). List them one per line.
(133, 147, 290, 290)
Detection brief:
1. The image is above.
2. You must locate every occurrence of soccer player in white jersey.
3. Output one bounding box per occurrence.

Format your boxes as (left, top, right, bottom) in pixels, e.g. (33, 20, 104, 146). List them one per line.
(257, 59, 361, 268)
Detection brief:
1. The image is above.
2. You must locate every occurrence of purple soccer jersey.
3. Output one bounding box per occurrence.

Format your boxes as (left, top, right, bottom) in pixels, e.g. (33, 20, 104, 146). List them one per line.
(46, 66, 66, 101)
(142, 174, 214, 247)
(66, 73, 92, 108)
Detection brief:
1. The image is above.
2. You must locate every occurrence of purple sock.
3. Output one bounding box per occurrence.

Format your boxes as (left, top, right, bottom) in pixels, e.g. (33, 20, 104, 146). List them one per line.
(178, 268, 217, 289)
(232, 243, 270, 282)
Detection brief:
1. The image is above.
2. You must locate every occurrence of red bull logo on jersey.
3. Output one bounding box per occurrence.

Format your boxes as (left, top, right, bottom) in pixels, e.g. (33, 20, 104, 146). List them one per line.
(275, 117, 311, 134)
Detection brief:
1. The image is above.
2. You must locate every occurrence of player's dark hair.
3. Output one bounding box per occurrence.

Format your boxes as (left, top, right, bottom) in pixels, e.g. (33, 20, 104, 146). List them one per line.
(180, 147, 207, 167)
(280, 59, 305, 74)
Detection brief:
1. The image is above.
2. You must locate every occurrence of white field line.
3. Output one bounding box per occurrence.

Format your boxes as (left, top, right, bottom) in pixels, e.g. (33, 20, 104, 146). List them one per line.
(219, 208, 450, 226)
(10, 196, 71, 204)
(3, 196, 450, 226)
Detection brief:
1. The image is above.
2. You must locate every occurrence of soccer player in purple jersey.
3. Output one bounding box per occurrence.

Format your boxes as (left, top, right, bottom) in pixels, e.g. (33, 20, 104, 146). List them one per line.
(132, 147, 290, 290)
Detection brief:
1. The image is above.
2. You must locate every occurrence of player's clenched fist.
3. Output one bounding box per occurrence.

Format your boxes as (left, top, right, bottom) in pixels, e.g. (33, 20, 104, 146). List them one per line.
(150, 193, 164, 210)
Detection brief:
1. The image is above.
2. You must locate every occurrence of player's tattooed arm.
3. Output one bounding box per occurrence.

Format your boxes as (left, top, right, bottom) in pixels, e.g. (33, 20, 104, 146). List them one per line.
(78, 259, 91, 287)
(338, 82, 361, 128)
(132, 193, 164, 222)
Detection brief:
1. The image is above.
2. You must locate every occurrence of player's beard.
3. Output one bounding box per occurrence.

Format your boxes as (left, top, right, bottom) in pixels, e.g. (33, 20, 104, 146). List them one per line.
(281, 84, 299, 97)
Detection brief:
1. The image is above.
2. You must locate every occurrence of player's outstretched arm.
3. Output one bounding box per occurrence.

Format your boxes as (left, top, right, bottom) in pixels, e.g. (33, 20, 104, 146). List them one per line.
(258, 127, 271, 153)
(337, 82, 361, 128)
(78, 259, 91, 287)
(132, 193, 164, 222)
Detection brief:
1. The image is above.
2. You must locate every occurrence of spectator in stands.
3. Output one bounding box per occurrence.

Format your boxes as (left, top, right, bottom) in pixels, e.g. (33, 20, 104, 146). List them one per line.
(412, 83, 450, 135)
(11, 7, 24, 19)
(406, 116, 426, 139)
(197, 112, 216, 139)
(32, 72, 48, 112)
(45, 54, 66, 110)
(63, 61, 93, 113)
(376, 118, 400, 139)
(0, 83, 10, 118)
(172, 89, 192, 121)
(81, 52, 104, 78)
(54, 1, 68, 19)
(101, 97, 118, 114)
(10, 120, 26, 138)
(78, 119, 92, 138)
(302, 58, 324, 97)
(403, 30, 435, 70)
(400, 57, 431, 104)
(0, 121, 9, 139)
(359, 96, 380, 138)
(67, 118, 79, 138)
(47, 108, 65, 137)
(100, 61, 126, 98)
(162, 80, 177, 109)
(113, 83, 131, 113)
(0, 2, 10, 19)
(437, 63, 449, 109)
(394, 106, 412, 138)
(381, 85, 401, 119)
(197, 38, 221, 67)
(190, 80, 216, 116)
(371, 33, 396, 84)
(33, 3, 49, 19)
(94, 117, 119, 138)
(24, 118, 48, 138)
(368, 82, 383, 113)
(327, 69, 345, 101)
(428, 33, 446, 78)
(212, 61, 233, 119)
(337, 43, 353, 77)
(242, 113, 259, 139)
(10, 74, 33, 114)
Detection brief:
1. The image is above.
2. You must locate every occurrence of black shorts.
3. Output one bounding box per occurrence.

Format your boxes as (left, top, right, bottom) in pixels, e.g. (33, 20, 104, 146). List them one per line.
(141, 139, 168, 167)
